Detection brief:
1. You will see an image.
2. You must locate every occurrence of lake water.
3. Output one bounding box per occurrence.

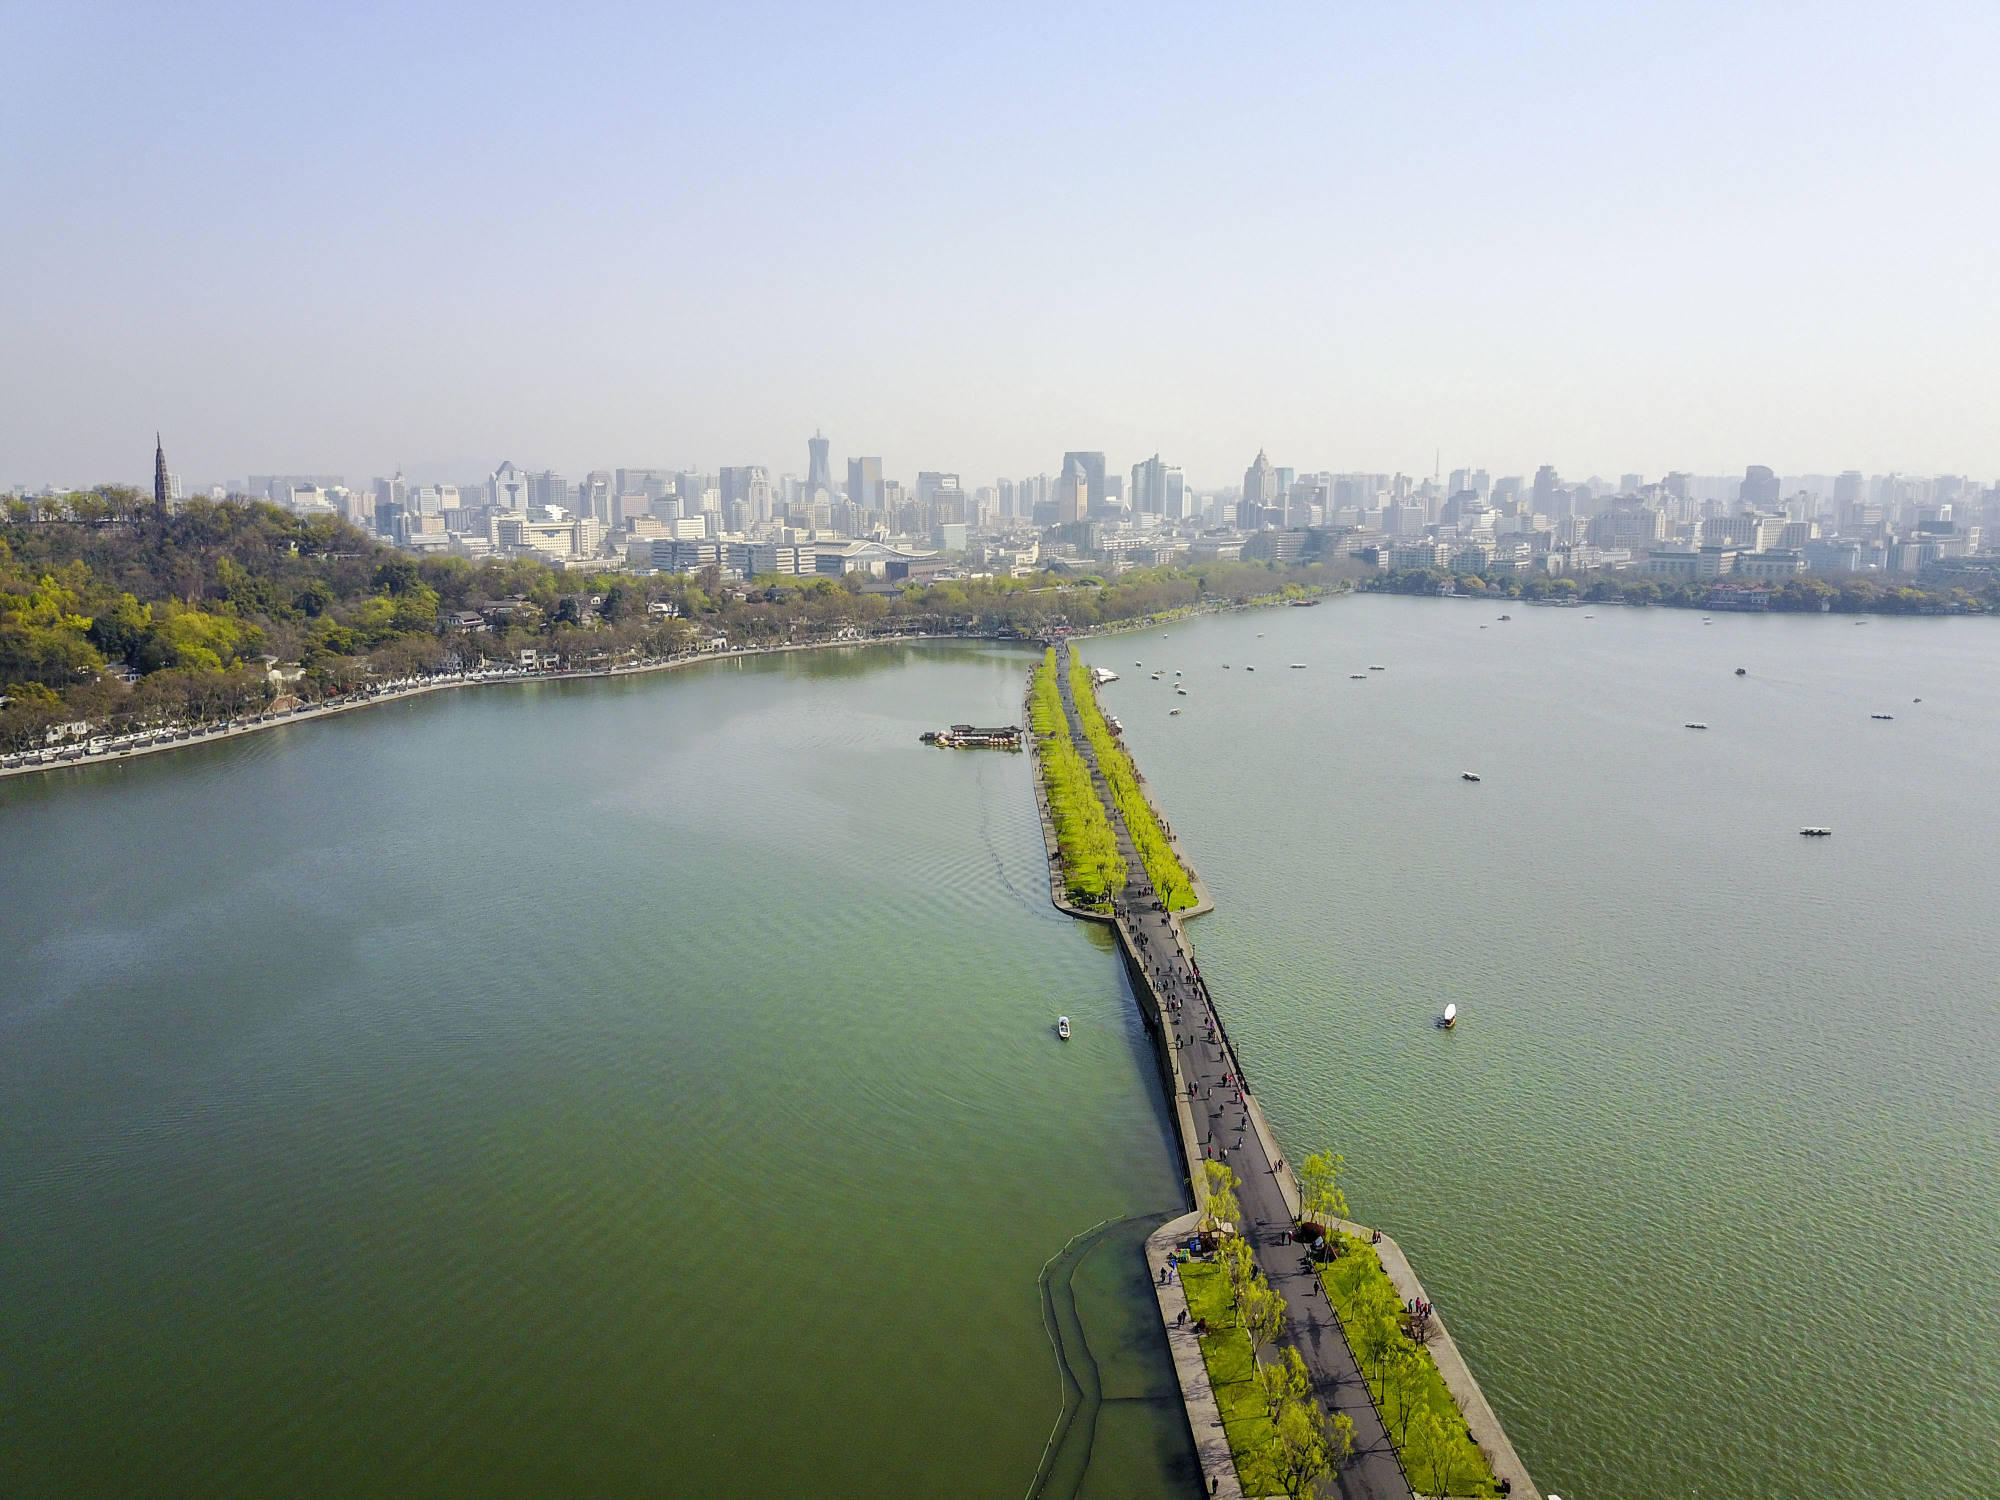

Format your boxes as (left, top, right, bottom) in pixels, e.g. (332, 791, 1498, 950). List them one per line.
(1084, 597, 2000, 1500)
(0, 644, 1195, 1498)
(7, 607, 1997, 1499)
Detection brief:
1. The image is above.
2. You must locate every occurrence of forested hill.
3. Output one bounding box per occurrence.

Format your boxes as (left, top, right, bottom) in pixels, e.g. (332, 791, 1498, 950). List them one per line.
(2, 488, 1347, 750)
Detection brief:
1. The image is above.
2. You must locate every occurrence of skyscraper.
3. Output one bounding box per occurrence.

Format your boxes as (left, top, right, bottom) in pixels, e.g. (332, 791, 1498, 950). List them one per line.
(1132, 454, 1168, 514)
(489, 462, 528, 511)
(847, 456, 883, 511)
(1057, 469, 1087, 525)
(1532, 465, 1560, 514)
(1241, 449, 1279, 527)
(1061, 451, 1107, 512)
(1740, 466, 1780, 509)
(806, 432, 833, 497)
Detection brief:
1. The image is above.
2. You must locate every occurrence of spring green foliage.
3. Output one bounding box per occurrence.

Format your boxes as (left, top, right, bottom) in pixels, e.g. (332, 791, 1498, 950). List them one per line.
(1067, 652, 1198, 910)
(1299, 1149, 1350, 1225)
(1203, 1159, 1241, 1232)
(1369, 563, 2000, 615)
(1273, 1386, 1350, 1499)
(1181, 1260, 1282, 1495)
(2, 490, 1347, 751)
(1028, 648, 1124, 905)
(1185, 1255, 1325, 1497)
(1318, 1234, 1500, 1497)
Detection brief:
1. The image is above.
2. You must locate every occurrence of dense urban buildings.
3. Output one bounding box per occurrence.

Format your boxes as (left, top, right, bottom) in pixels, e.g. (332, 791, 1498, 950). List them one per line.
(20, 437, 1998, 601)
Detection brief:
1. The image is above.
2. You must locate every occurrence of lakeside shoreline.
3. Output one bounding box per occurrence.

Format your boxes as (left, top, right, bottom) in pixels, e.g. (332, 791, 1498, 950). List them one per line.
(3, 584, 1349, 786)
(0, 631, 1026, 784)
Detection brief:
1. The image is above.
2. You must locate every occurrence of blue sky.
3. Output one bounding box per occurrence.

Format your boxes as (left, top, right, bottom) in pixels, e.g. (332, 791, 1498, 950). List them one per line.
(3, 1, 1996, 489)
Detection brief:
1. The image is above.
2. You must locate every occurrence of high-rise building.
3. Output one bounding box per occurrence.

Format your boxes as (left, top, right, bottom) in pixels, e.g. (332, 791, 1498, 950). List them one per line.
(581, 471, 614, 524)
(1132, 454, 1168, 514)
(1740, 466, 1780, 508)
(1532, 465, 1560, 513)
(617, 468, 671, 501)
(1241, 449, 1280, 527)
(1061, 451, 1107, 512)
(1163, 467, 1187, 520)
(1057, 469, 1087, 525)
(847, 456, 883, 511)
(806, 432, 833, 497)
(489, 462, 529, 511)
(528, 470, 567, 512)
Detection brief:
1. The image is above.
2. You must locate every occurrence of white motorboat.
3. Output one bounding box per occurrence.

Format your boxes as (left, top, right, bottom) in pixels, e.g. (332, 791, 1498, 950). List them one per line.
(1057, 1016, 1071, 1040)
(1439, 1003, 1457, 1030)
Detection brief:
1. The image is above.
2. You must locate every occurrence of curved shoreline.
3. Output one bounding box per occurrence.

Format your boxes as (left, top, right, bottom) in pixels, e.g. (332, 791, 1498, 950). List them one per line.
(4, 586, 1351, 787)
(0, 631, 1027, 784)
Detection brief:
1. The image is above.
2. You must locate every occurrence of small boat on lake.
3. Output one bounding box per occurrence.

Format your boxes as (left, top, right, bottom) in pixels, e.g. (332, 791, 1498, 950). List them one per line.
(1438, 1003, 1458, 1030)
(1735, 668, 1747, 676)
(1057, 1016, 1071, 1039)
(1245, 665, 1255, 672)
(1176, 686, 1188, 696)
(1169, 708, 1182, 716)
(1369, 665, 1386, 671)
(1799, 827, 1832, 837)
(1461, 772, 1480, 782)
(1685, 722, 1708, 730)
(1350, 673, 1366, 679)
(1872, 714, 1894, 721)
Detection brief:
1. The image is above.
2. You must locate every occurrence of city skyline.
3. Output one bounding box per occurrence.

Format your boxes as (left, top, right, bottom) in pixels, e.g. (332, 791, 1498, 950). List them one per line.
(5, 3, 1999, 485)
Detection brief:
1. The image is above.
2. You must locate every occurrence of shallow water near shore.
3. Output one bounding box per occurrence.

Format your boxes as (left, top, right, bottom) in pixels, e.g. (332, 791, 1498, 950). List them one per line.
(1086, 595, 2000, 1500)
(0, 642, 1195, 1498)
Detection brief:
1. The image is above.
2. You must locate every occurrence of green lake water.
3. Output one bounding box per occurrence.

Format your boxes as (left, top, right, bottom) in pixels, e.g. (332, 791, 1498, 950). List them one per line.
(8, 607, 1998, 1499)
(1084, 597, 2000, 1500)
(0, 643, 1195, 1498)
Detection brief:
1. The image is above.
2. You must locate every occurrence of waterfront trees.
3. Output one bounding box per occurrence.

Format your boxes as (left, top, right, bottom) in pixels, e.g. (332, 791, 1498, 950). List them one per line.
(1272, 1396, 1347, 1500)
(1067, 652, 1199, 910)
(1316, 1232, 1501, 1496)
(1203, 1160, 1241, 1232)
(2, 497, 1349, 747)
(1298, 1149, 1349, 1226)
(1029, 648, 1124, 905)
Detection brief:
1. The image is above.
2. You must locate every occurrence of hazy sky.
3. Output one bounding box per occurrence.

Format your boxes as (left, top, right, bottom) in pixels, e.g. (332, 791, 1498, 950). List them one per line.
(4, 1, 1997, 491)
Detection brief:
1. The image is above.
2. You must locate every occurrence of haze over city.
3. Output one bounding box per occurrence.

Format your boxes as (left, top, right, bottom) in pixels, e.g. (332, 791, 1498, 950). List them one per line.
(5, 0, 1999, 488)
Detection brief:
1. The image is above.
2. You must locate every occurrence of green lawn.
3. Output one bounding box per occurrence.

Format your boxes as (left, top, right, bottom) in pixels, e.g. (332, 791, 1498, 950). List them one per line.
(1316, 1240, 1500, 1497)
(1180, 1261, 1281, 1495)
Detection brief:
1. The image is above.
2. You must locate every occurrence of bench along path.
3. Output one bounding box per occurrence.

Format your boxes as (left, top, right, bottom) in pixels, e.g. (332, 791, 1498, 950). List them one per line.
(1053, 641, 1412, 1500)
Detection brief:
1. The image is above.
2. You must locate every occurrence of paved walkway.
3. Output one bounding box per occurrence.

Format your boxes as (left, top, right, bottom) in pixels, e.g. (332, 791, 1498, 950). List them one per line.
(1054, 642, 1412, 1500)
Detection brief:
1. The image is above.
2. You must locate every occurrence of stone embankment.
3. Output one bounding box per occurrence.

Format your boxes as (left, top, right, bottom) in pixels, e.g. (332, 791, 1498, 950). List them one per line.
(1032, 636, 1539, 1500)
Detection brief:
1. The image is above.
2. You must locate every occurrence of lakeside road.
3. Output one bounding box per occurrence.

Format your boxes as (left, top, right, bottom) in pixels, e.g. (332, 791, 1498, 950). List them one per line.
(1052, 640, 1414, 1500)
(0, 632, 1017, 783)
